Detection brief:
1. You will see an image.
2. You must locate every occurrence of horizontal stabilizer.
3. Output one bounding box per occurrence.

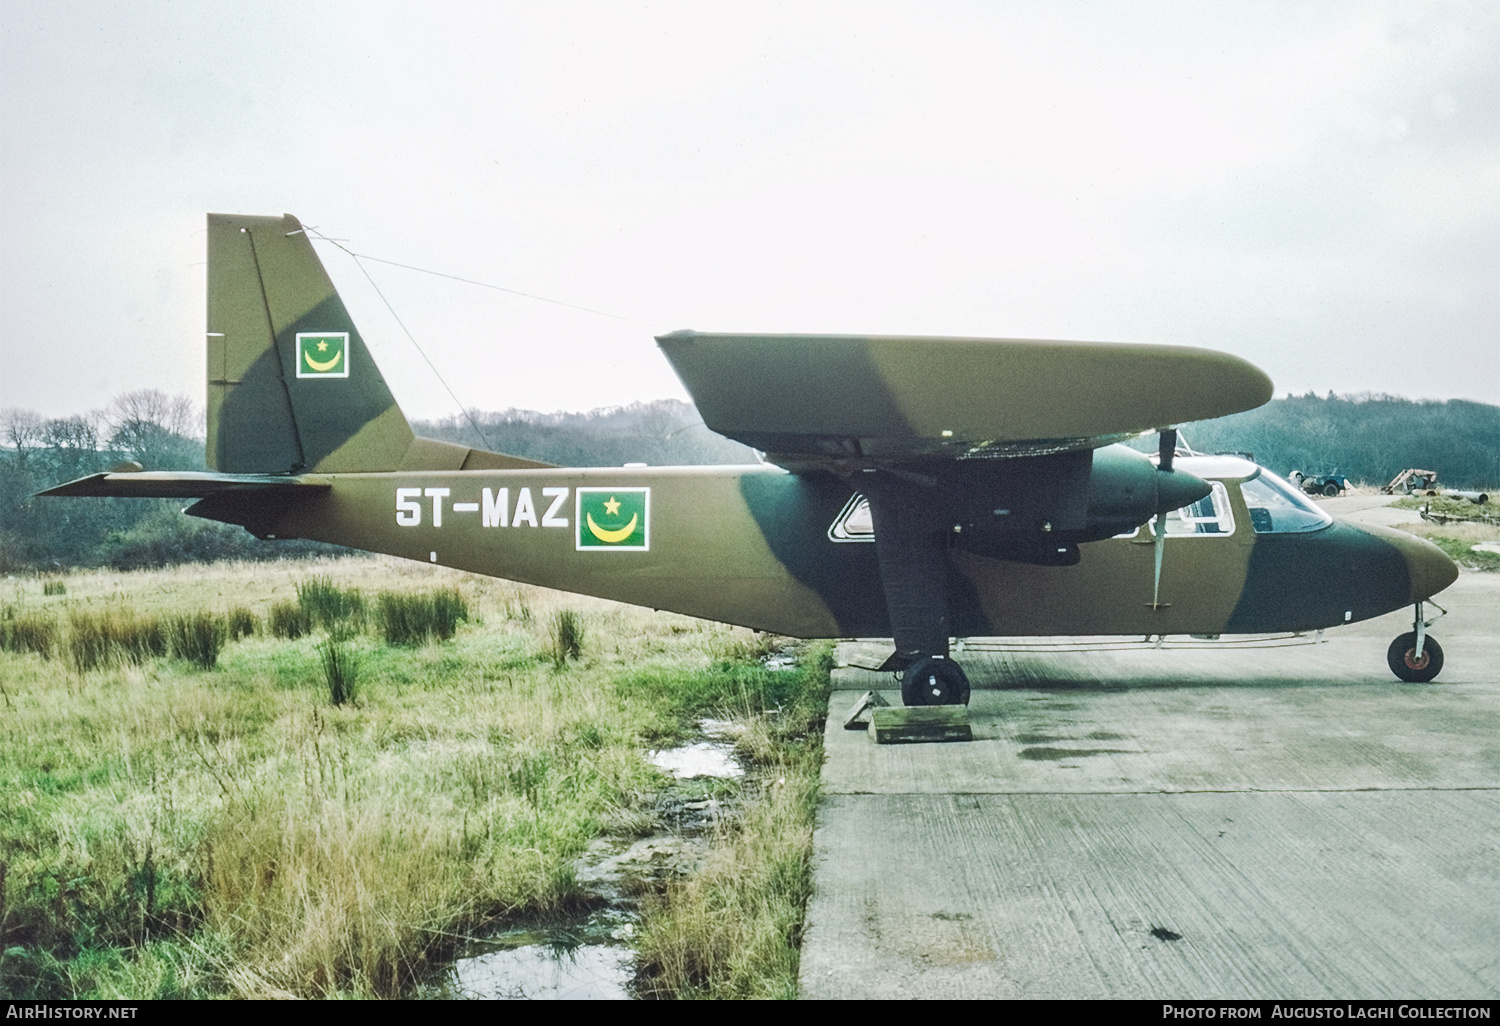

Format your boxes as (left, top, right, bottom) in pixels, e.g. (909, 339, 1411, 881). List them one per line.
(658, 331, 1273, 463)
(36, 471, 329, 499)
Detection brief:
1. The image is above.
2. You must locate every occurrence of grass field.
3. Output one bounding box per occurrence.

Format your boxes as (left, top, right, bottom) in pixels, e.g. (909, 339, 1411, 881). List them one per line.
(1389, 493, 1500, 571)
(0, 556, 830, 999)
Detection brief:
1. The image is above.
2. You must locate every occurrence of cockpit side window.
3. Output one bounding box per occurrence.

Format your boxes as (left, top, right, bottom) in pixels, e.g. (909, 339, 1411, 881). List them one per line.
(1166, 480, 1235, 535)
(1115, 481, 1235, 538)
(1240, 469, 1333, 534)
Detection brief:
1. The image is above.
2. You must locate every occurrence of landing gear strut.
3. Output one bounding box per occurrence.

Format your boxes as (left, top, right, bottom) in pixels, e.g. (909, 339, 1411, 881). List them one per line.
(861, 471, 969, 708)
(901, 655, 971, 707)
(1388, 601, 1444, 683)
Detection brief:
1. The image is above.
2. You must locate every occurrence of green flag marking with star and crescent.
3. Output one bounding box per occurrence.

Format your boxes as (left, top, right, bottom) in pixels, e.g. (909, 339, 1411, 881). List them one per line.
(296, 333, 349, 378)
(576, 488, 649, 550)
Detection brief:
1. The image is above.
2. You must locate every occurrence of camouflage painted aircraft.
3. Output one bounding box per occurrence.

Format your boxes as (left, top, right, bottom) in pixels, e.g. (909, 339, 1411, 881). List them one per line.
(41, 213, 1459, 702)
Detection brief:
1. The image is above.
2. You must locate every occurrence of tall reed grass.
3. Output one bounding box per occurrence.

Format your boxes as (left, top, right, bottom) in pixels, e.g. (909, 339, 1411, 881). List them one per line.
(2, 605, 58, 658)
(167, 612, 226, 670)
(549, 609, 585, 667)
(64, 607, 235, 671)
(297, 576, 367, 632)
(320, 636, 359, 705)
(269, 600, 311, 639)
(225, 607, 259, 641)
(67, 607, 169, 671)
(375, 588, 467, 646)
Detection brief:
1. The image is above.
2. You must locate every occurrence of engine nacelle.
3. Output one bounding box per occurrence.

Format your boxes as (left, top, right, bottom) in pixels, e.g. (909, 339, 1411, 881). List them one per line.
(945, 444, 1209, 564)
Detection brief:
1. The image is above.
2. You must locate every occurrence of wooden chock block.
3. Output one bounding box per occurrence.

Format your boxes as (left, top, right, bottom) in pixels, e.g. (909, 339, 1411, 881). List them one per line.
(870, 706, 972, 744)
(842, 690, 891, 730)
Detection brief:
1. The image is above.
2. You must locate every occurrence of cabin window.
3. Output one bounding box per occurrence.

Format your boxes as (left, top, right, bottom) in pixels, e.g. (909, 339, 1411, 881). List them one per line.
(1240, 470, 1333, 534)
(1114, 481, 1235, 539)
(1164, 481, 1235, 535)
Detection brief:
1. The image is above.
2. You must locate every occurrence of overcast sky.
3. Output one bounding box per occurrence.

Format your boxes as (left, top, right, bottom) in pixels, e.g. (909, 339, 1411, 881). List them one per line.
(2, 1, 1496, 425)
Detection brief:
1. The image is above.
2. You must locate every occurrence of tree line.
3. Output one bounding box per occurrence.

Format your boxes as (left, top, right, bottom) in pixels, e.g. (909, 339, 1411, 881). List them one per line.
(1168, 393, 1500, 489)
(410, 399, 756, 468)
(0, 391, 345, 573)
(3, 390, 1494, 572)
(0, 395, 755, 573)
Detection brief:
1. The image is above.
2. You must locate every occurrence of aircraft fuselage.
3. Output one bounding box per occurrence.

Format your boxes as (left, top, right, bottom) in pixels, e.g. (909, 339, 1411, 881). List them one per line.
(187, 453, 1455, 642)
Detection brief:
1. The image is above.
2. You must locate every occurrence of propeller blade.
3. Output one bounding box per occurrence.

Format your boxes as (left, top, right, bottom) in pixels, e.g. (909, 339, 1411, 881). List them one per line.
(1152, 513, 1166, 610)
(1158, 428, 1178, 473)
(1150, 428, 1184, 610)
(1152, 427, 1209, 515)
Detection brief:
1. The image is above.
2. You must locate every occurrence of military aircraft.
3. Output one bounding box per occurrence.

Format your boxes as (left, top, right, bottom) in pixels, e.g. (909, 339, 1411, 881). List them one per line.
(41, 213, 1459, 703)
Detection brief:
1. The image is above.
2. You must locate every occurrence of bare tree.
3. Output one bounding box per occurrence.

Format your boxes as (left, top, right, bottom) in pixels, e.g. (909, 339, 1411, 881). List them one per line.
(2, 408, 46, 466)
(103, 390, 201, 468)
(105, 390, 198, 439)
(630, 401, 690, 463)
(42, 415, 100, 451)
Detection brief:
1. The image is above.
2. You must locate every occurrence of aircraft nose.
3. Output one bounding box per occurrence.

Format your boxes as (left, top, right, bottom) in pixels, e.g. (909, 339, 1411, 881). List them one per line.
(1390, 531, 1459, 601)
(1154, 469, 1211, 515)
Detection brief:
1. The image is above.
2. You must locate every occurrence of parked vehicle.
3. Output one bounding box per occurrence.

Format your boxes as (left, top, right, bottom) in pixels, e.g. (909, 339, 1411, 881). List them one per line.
(1288, 470, 1349, 497)
(1382, 469, 1439, 495)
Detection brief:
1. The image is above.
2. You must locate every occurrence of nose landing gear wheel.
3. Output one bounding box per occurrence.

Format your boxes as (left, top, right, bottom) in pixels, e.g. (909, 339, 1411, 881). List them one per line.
(901, 656, 971, 706)
(1387, 632, 1443, 683)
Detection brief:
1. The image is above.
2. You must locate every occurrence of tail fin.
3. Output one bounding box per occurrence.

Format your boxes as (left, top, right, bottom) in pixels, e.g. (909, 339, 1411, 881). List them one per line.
(206, 213, 547, 474)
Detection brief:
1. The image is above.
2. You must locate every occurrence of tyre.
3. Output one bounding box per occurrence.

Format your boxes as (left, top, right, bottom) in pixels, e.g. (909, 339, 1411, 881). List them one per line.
(1323, 482, 1340, 497)
(1387, 632, 1443, 683)
(901, 656, 971, 706)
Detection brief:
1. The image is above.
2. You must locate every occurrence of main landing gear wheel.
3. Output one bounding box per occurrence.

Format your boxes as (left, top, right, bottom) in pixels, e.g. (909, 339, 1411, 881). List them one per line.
(901, 656, 971, 706)
(1387, 632, 1444, 683)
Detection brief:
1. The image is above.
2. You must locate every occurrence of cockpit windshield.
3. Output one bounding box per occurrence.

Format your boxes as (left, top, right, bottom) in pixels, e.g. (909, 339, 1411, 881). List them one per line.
(1240, 469, 1333, 534)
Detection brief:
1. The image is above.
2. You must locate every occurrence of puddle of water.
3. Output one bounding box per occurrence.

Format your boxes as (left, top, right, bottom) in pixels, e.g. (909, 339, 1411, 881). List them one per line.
(649, 741, 743, 779)
(439, 717, 752, 999)
(700, 716, 736, 737)
(446, 908, 637, 1000)
(648, 719, 744, 779)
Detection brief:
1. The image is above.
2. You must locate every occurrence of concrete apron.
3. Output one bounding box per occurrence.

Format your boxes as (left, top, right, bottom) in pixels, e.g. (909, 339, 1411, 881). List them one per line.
(800, 573, 1500, 999)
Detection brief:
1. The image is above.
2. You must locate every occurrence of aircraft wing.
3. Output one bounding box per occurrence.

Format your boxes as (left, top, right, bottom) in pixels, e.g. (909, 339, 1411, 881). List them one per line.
(657, 331, 1273, 465)
(35, 471, 329, 499)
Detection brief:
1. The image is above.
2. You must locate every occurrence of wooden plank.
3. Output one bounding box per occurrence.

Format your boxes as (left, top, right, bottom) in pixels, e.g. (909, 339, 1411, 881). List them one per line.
(870, 706, 972, 744)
